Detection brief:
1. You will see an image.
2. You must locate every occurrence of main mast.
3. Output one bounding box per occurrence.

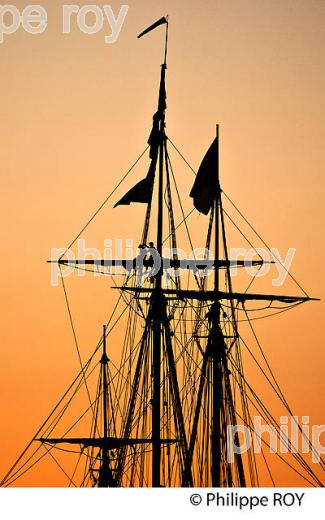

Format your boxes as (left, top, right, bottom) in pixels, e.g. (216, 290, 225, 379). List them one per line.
(152, 21, 168, 488)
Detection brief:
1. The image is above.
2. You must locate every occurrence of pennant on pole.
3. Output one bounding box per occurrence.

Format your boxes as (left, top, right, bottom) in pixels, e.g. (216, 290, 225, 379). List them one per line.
(137, 17, 168, 39)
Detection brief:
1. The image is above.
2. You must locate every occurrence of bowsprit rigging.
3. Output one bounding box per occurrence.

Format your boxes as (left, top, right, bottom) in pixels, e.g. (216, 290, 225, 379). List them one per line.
(1, 17, 323, 489)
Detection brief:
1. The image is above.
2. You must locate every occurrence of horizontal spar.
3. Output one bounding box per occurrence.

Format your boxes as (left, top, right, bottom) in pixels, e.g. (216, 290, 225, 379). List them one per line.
(38, 437, 179, 448)
(112, 286, 320, 304)
(48, 258, 272, 270)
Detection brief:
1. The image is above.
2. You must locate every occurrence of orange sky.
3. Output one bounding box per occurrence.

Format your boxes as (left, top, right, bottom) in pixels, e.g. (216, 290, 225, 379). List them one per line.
(0, 0, 324, 486)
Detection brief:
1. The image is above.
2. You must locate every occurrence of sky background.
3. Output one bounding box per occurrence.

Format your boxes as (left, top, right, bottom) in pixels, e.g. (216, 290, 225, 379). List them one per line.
(0, 0, 324, 486)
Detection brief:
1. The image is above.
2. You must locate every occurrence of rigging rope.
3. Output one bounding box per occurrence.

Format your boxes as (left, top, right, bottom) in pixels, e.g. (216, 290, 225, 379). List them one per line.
(60, 269, 98, 430)
(59, 146, 149, 260)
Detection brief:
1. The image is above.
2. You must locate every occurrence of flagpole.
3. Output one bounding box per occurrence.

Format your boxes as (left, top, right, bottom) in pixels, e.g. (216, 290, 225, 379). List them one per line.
(164, 17, 169, 66)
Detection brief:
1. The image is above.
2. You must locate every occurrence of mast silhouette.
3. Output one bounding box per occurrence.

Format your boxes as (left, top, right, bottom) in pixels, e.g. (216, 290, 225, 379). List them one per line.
(63, 20, 318, 487)
(152, 62, 166, 489)
(211, 124, 221, 486)
(139, 16, 169, 488)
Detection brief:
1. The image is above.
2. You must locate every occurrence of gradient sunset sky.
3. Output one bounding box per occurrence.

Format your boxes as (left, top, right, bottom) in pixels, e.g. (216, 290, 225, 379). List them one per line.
(0, 0, 324, 486)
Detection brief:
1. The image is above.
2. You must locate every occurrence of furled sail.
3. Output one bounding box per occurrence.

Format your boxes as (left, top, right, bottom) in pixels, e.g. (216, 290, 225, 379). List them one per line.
(190, 137, 218, 215)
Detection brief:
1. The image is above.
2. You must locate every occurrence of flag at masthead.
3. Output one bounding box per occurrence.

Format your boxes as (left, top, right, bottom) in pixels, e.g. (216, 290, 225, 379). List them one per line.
(114, 17, 168, 208)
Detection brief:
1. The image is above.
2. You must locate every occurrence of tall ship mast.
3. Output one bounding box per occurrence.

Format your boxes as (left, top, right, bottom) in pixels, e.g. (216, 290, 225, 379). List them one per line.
(1, 18, 324, 488)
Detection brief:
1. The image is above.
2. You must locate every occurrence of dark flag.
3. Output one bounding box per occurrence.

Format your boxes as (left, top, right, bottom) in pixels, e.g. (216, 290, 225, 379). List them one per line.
(114, 151, 158, 207)
(190, 138, 218, 215)
(113, 175, 153, 207)
(114, 114, 160, 208)
(137, 17, 168, 39)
